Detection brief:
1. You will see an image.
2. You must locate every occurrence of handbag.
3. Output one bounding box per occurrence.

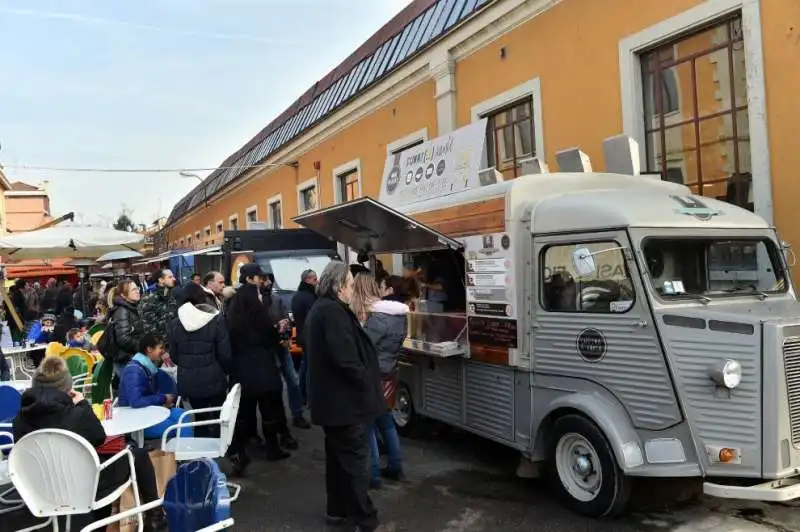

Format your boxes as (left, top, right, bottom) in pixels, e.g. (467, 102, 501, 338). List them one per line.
(381, 376, 397, 410)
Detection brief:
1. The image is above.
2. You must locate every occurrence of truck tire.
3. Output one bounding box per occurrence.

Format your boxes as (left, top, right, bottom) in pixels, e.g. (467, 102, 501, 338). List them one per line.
(546, 414, 631, 517)
(392, 383, 419, 437)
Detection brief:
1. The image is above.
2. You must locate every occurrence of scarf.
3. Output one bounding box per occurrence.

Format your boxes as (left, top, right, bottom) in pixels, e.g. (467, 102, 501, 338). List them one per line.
(132, 353, 159, 375)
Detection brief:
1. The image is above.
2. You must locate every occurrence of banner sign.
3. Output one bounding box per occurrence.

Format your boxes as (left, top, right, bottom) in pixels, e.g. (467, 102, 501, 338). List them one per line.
(378, 119, 488, 209)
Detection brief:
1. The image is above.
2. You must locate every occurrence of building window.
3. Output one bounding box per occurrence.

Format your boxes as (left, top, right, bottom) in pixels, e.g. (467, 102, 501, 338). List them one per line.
(485, 98, 536, 179)
(194, 231, 201, 242)
(541, 241, 635, 313)
(204, 226, 212, 238)
(268, 197, 283, 229)
(229, 216, 239, 231)
(337, 169, 359, 203)
(246, 206, 258, 227)
(187, 236, 192, 246)
(298, 180, 317, 212)
(390, 138, 424, 155)
(216, 221, 223, 234)
(641, 14, 751, 211)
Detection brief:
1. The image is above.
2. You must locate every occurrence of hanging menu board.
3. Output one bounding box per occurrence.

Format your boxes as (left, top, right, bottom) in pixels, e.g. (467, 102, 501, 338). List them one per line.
(461, 231, 519, 350)
(461, 232, 516, 318)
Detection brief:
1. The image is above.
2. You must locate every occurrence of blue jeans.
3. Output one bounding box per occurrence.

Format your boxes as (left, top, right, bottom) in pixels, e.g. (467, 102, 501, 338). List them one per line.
(280, 346, 303, 420)
(369, 412, 402, 480)
(0, 351, 9, 381)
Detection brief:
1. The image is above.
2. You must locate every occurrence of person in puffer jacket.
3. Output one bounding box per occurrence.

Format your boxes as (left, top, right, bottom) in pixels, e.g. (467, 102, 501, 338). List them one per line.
(351, 273, 409, 488)
(168, 282, 232, 439)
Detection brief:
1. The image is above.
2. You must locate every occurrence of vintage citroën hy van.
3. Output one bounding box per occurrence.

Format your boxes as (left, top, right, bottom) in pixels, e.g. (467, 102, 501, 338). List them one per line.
(295, 127, 799, 517)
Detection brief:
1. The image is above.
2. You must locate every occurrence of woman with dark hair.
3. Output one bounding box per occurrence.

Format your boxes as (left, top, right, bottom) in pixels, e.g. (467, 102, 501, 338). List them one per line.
(109, 280, 145, 379)
(168, 282, 232, 438)
(226, 273, 293, 473)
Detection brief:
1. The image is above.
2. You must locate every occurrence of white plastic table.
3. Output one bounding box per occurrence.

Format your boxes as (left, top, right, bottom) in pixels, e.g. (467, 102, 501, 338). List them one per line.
(101, 406, 170, 446)
(3, 344, 46, 379)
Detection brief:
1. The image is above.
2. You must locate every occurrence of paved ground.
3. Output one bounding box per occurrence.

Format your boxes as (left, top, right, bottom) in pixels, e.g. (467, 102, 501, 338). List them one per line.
(7, 422, 800, 531)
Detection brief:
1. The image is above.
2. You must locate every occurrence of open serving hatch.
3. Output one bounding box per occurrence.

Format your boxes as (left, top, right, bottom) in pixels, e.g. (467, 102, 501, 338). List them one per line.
(293, 197, 462, 255)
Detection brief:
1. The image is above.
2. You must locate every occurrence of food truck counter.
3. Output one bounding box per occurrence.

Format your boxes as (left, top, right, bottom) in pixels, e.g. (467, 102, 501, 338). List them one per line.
(403, 311, 467, 358)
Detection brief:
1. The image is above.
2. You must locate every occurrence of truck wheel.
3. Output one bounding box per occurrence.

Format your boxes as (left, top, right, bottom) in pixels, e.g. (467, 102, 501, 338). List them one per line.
(392, 383, 418, 437)
(547, 415, 631, 517)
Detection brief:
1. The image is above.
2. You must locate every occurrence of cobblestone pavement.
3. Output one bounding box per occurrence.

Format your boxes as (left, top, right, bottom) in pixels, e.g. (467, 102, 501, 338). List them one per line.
(5, 424, 800, 531)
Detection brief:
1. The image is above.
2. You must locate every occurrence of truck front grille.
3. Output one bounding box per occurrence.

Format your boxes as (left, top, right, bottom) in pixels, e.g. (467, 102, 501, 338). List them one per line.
(784, 337, 800, 445)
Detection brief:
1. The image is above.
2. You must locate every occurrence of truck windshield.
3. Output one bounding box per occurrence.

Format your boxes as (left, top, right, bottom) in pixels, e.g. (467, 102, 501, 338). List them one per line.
(641, 237, 788, 298)
(257, 255, 332, 292)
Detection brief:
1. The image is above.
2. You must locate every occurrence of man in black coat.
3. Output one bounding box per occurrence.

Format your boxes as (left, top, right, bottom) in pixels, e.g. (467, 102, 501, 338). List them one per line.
(290, 268, 317, 405)
(304, 261, 385, 532)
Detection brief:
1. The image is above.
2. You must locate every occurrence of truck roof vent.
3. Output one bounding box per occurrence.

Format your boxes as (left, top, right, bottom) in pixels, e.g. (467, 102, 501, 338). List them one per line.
(520, 157, 549, 175)
(556, 148, 592, 173)
(603, 134, 641, 176)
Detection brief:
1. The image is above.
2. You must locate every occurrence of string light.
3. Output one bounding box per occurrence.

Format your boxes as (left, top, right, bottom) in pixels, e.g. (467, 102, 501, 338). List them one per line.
(0, 161, 298, 174)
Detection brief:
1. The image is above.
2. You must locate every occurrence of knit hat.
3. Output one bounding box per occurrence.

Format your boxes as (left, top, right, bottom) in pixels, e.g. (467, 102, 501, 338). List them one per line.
(33, 356, 73, 393)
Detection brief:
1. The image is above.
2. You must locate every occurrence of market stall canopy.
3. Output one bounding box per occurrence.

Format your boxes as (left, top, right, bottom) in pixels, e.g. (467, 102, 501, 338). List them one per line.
(293, 197, 461, 254)
(0, 225, 145, 260)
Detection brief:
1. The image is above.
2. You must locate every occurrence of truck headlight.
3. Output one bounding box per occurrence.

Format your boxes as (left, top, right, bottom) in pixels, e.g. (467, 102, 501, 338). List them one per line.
(710, 359, 742, 389)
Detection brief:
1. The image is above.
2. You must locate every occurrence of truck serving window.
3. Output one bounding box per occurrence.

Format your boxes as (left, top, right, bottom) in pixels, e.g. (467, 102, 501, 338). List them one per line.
(641, 238, 788, 298)
(541, 241, 635, 313)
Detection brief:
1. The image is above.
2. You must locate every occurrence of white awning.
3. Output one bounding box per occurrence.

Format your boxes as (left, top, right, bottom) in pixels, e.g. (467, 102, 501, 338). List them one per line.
(135, 251, 172, 265)
(181, 246, 221, 258)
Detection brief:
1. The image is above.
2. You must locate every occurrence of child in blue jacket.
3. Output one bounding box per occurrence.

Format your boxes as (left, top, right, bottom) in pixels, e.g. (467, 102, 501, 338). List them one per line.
(118, 332, 190, 440)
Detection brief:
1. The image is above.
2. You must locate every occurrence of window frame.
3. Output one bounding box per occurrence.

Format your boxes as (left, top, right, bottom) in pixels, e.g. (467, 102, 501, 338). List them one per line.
(228, 214, 239, 231)
(471, 77, 545, 174)
(267, 194, 283, 229)
(387, 128, 429, 155)
(483, 97, 537, 178)
(215, 220, 224, 235)
(332, 159, 362, 204)
(539, 239, 637, 314)
(297, 177, 319, 213)
(245, 205, 259, 227)
(638, 15, 750, 209)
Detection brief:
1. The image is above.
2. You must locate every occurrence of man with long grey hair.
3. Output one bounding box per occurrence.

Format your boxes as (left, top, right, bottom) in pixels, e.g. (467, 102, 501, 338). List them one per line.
(304, 261, 385, 531)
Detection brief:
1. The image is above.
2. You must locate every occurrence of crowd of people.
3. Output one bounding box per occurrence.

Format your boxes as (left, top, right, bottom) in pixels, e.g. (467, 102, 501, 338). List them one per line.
(3, 258, 415, 532)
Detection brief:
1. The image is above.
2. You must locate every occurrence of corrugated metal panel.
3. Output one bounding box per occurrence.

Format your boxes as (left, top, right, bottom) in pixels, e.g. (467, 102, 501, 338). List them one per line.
(534, 313, 681, 430)
(784, 338, 800, 445)
(465, 363, 514, 439)
(167, 0, 496, 224)
(423, 362, 462, 424)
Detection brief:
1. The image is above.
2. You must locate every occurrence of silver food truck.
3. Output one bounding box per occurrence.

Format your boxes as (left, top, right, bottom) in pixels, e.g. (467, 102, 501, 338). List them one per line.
(294, 126, 800, 517)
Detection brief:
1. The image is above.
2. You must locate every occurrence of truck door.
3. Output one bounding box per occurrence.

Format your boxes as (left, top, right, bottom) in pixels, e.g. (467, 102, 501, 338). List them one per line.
(532, 230, 681, 431)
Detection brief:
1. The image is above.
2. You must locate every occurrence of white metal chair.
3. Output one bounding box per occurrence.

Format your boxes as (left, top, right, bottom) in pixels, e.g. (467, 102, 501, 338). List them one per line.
(8, 428, 152, 532)
(160, 384, 242, 501)
(0, 423, 24, 514)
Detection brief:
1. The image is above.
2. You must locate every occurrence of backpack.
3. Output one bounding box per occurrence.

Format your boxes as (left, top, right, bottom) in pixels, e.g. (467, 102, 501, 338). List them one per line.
(96, 310, 119, 361)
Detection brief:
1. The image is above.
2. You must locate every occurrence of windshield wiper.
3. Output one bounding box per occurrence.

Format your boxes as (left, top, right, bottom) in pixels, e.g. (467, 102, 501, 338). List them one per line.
(723, 286, 769, 300)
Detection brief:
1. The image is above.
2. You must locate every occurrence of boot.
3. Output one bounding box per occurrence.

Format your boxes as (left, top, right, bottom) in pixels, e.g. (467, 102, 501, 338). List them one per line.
(263, 423, 290, 461)
(228, 452, 251, 477)
(279, 429, 299, 451)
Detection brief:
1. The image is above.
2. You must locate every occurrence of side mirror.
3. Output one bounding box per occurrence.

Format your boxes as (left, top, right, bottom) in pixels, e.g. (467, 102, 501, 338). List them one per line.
(572, 247, 597, 277)
(782, 241, 797, 267)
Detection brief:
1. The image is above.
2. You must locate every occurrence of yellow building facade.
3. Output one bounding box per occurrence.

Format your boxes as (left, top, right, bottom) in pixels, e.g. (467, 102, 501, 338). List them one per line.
(165, 0, 799, 268)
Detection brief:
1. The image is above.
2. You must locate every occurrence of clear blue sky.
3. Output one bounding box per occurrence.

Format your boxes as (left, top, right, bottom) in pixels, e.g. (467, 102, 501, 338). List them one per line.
(0, 0, 410, 226)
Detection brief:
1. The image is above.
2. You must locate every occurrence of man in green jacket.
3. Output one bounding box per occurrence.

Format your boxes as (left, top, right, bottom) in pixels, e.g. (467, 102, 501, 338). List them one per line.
(140, 269, 178, 347)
